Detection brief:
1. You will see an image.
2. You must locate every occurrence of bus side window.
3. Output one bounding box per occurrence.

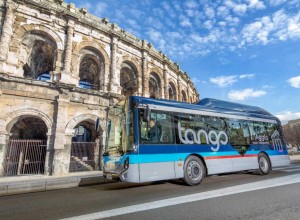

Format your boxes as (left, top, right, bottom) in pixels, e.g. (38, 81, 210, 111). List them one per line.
(226, 119, 251, 155)
(139, 110, 174, 144)
(251, 122, 269, 144)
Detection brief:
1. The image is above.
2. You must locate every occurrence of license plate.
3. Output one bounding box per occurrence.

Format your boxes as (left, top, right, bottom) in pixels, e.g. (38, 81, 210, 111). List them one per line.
(106, 174, 112, 179)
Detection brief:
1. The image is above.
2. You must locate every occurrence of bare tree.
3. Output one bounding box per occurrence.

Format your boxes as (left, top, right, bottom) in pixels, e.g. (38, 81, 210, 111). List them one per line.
(283, 123, 300, 148)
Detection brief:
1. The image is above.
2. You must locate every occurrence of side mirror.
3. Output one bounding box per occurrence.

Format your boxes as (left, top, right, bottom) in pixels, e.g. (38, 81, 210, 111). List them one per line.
(143, 105, 151, 122)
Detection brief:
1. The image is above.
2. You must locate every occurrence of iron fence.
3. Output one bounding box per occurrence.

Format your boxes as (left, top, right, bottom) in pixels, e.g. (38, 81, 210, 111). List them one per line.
(4, 140, 47, 176)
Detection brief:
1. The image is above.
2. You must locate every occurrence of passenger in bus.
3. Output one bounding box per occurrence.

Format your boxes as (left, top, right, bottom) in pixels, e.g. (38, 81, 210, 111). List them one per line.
(148, 119, 161, 142)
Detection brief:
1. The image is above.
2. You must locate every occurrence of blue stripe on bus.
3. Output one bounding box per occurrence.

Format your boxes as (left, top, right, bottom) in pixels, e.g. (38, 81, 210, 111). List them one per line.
(138, 144, 278, 154)
(125, 150, 288, 164)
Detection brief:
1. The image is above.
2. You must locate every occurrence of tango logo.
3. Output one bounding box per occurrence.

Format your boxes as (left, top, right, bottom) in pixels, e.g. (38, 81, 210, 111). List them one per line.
(178, 122, 228, 152)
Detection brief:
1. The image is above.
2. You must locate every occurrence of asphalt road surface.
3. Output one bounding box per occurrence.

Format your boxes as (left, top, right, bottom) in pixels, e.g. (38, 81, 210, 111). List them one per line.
(1, 162, 300, 220)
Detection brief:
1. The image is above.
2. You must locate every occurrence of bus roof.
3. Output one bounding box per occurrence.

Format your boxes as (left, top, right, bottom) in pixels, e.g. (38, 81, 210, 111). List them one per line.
(131, 96, 277, 121)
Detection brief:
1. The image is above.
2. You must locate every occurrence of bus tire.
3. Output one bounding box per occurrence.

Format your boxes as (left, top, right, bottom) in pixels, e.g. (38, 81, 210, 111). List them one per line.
(257, 153, 271, 175)
(183, 156, 206, 186)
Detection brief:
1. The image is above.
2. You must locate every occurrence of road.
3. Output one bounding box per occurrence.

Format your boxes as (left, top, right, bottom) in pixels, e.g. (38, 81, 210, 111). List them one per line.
(0, 162, 300, 220)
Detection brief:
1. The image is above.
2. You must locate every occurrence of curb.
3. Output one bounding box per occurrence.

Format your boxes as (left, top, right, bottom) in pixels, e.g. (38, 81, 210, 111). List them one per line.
(0, 172, 115, 196)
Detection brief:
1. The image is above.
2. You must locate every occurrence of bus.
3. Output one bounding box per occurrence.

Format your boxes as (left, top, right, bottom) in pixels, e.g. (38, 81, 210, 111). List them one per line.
(103, 96, 290, 186)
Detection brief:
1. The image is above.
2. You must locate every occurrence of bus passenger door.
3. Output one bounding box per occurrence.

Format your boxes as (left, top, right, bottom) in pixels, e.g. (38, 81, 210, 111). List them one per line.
(228, 120, 258, 171)
(138, 110, 176, 182)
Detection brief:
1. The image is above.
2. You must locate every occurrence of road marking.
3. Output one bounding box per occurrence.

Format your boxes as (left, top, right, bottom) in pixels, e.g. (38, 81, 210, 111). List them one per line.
(279, 168, 300, 172)
(273, 164, 300, 171)
(272, 164, 299, 169)
(61, 174, 300, 220)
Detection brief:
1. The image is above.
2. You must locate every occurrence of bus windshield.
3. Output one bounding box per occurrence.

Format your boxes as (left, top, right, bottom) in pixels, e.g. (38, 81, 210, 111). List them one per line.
(105, 100, 135, 154)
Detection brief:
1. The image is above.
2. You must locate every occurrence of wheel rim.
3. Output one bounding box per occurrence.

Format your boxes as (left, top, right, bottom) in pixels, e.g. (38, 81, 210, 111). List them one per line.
(259, 157, 269, 173)
(187, 160, 202, 181)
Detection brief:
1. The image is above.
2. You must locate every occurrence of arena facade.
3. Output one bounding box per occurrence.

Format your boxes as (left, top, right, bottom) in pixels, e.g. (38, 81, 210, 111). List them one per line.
(0, 0, 199, 176)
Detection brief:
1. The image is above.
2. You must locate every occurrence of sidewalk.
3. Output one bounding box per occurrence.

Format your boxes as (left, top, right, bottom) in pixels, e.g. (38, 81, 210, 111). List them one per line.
(1, 156, 299, 197)
(0, 171, 110, 196)
(289, 154, 300, 162)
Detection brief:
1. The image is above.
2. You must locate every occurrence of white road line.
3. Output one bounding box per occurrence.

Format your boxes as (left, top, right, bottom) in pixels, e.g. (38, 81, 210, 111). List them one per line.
(279, 168, 300, 172)
(61, 174, 300, 220)
(273, 165, 300, 171)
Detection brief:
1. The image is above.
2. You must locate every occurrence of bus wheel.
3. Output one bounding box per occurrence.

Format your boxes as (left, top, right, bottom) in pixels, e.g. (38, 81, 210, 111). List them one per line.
(258, 153, 271, 175)
(183, 156, 206, 186)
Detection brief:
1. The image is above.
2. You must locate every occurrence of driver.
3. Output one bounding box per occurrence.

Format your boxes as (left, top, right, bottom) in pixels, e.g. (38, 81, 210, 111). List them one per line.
(148, 119, 160, 142)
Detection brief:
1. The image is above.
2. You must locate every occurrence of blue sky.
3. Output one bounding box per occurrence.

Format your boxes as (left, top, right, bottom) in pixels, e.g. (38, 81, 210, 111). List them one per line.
(66, 0, 300, 124)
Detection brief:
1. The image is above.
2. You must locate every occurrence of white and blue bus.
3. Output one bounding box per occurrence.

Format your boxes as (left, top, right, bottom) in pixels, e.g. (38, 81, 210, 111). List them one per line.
(103, 96, 290, 186)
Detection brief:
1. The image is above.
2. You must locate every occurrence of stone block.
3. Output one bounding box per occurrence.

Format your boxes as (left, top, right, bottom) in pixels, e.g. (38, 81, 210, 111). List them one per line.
(7, 52, 18, 65)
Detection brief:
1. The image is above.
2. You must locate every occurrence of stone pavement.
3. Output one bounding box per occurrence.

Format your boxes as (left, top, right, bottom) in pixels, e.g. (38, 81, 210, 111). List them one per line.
(0, 155, 299, 197)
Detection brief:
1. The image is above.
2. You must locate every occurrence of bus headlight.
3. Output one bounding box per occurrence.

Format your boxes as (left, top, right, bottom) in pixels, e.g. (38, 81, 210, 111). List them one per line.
(124, 157, 129, 170)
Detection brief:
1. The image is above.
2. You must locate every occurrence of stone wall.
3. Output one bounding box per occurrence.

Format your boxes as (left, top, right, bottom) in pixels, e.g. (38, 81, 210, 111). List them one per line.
(0, 0, 200, 176)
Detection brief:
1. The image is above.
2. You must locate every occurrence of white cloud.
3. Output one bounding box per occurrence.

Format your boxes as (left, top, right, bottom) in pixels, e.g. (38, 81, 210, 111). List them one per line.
(241, 17, 273, 45)
(94, 2, 108, 17)
(185, 0, 198, 9)
(78, 2, 92, 11)
(269, 0, 287, 7)
(205, 7, 215, 19)
(126, 19, 140, 30)
(228, 89, 267, 100)
(204, 20, 214, 29)
(239, 74, 255, 79)
(276, 111, 300, 124)
(233, 4, 247, 15)
(210, 75, 238, 87)
(190, 34, 203, 43)
(241, 10, 300, 47)
(167, 31, 182, 39)
(146, 28, 166, 49)
(217, 6, 229, 18)
(179, 15, 192, 27)
(248, 0, 266, 10)
(129, 8, 144, 19)
(192, 77, 201, 85)
(161, 2, 176, 18)
(210, 74, 255, 87)
(287, 76, 300, 88)
(262, 85, 274, 89)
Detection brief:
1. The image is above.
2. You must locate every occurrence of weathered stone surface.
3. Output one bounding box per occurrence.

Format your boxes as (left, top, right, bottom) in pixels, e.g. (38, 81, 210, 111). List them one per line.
(0, 0, 200, 177)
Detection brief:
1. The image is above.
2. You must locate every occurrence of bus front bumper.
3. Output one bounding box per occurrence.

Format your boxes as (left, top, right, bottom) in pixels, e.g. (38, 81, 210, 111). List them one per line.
(103, 172, 120, 180)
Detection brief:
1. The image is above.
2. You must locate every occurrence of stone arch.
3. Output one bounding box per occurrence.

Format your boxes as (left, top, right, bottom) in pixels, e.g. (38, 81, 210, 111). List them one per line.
(119, 60, 139, 96)
(78, 48, 104, 90)
(117, 56, 142, 74)
(73, 41, 109, 65)
(2, 108, 53, 135)
(168, 80, 178, 101)
(65, 114, 104, 172)
(15, 24, 64, 79)
(147, 67, 163, 81)
(15, 24, 64, 50)
(72, 41, 110, 91)
(148, 68, 164, 98)
(181, 89, 188, 102)
(65, 114, 103, 135)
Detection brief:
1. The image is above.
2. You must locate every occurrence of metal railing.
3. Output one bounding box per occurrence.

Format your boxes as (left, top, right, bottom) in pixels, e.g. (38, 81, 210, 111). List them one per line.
(4, 140, 47, 176)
